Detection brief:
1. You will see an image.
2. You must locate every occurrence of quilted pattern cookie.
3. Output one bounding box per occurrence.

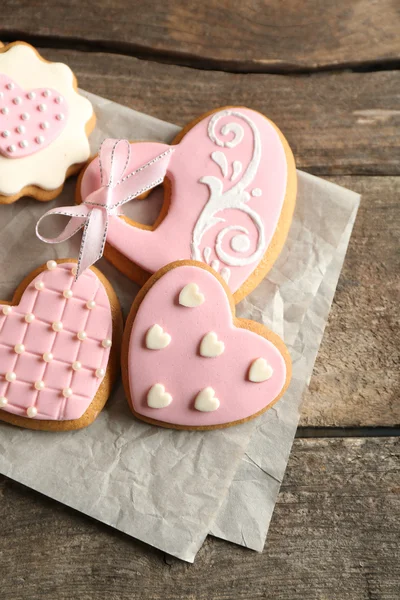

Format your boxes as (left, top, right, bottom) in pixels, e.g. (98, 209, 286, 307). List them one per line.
(0, 260, 122, 431)
(76, 107, 296, 302)
(122, 260, 292, 430)
(0, 42, 95, 204)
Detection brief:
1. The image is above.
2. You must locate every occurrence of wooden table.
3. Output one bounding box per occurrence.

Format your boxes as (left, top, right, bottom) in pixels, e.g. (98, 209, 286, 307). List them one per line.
(1, 3, 399, 598)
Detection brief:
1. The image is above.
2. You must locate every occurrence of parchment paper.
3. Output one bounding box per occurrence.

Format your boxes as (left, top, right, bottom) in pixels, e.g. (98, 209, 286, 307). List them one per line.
(0, 92, 360, 561)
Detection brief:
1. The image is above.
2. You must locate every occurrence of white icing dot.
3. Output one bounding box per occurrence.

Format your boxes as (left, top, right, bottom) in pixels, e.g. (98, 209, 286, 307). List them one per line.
(0, 396, 8, 407)
(0, 92, 3, 99)
(251, 188, 262, 197)
(38, 103, 47, 112)
(34, 380, 45, 391)
(2, 305, 12, 316)
(14, 344, 25, 354)
(95, 368, 105, 378)
(52, 321, 63, 332)
(1, 107, 9, 115)
(35, 281, 45, 291)
(12, 97, 22, 105)
(27, 406, 38, 418)
(46, 260, 57, 270)
(102, 338, 112, 348)
(35, 136, 45, 145)
(43, 352, 53, 362)
(40, 121, 49, 129)
(86, 300, 96, 310)
(16, 125, 25, 134)
(72, 361, 81, 371)
(43, 89, 51, 98)
(6, 83, 14, 90)
(62, 387, 73, 398)
(19, 140, 28, 149)
(20, 112, 29, 121)
(55, 113, 64, 121)
(63, 289, 73, 299)
(7, 145, 16, 153)
(71, 266, 78, 276)
(231, 234, 251, 253)
(27, 91, 36, 100)
(77, 331, 87, 341)
(55, 96, 63, 104)
(5, 372, 16, 382)
(25, 313, 35, 323)
(1, 130, 10, 138)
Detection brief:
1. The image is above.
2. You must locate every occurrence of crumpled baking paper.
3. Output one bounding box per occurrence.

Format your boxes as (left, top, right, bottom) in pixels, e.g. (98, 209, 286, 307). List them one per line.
(0, 92, 360, 562)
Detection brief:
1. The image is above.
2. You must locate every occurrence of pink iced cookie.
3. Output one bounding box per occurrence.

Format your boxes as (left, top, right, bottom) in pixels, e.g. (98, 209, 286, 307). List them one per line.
(122, 261, 291, 430)
(79, 107, 296, 302)
(0, 260, 122, 431)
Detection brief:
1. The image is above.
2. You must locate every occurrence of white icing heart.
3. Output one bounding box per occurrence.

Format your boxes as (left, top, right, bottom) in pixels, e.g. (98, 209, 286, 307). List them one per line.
(249, 358, 274, 383)
(147, 384, 173, 408)
(200, 331, 225, 358)
(194, 387, 220, 412)
(146, 324, 171, 350)
(179, 283, 205, 308)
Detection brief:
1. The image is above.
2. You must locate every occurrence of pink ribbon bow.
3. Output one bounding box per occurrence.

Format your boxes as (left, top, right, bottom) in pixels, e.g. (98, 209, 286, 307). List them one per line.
(36, 138, 174, 279)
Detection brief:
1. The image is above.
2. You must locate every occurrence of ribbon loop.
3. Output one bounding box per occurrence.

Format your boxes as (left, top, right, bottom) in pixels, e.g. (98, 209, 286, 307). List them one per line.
(36, 138, 174, 279)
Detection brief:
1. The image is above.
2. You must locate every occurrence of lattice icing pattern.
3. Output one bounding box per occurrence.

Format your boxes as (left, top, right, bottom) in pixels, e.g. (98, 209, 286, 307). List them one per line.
(0, 262, 112, 420)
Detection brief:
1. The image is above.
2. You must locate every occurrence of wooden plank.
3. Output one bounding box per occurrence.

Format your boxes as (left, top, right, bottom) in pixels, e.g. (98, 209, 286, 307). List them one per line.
(1, 1, 400, 72)
(0, 437, 398, 598)
(28, 48, 400, 175)
(300, 176, 400, 428)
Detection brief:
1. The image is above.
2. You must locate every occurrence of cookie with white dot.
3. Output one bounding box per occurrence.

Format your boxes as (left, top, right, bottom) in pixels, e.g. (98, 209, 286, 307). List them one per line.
(0, 42, 96, 204)
(0, 259, 122, 431)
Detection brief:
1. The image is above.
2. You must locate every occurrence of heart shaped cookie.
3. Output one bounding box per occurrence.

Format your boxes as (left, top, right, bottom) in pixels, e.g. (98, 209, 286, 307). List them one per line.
(0, 260, 122, 431)
(78, 106, 296, 302)
(122, 261, 291, 430)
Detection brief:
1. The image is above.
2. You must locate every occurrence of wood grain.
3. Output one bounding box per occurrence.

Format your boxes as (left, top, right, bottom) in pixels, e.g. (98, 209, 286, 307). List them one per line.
(300, 176, 400, 428)
(30, 47, 400, 176)
(0, 437, 398, 599)
(1, 1, 400, 72)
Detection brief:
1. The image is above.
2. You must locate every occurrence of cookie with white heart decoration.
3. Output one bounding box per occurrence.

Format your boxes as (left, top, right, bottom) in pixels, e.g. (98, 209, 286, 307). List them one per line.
(0, 260, 122, 431)
(122, 261, 292, 430)
(0, 42, 95, 203)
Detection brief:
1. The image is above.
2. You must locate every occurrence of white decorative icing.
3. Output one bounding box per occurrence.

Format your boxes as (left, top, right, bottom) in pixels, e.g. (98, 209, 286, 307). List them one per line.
(62, 387, 73, 398)
(63, 289, 73, 299)
(252, 188, 262, 197)
(52, 321, 63, 332)
(200, 332, 225, 358)
(147, 383, 173, 409)
(77, 331, 87, 341)
(194, 387, 220, 412)
(211, 151, 228, 177)
(95, 368, 105, 378)
(14, 343, 25, 354)
(2, 305, 12, 315)
(86, 300, 96, 309)
(0, 44, 93, 196)
(72, 361, 81, 371)
(0, 396, 8, 407)
(146, 324, 171, 350)
(248, 357, 274, 382)
(231, 160, 242, 181)
(179, 283, 205, 308)
(203, 247, 212, 264)
(102, 338, 112, 348)
(231, 233, 250, 253)
(5, 372, 16, 382)
(43, 352, 53, 362)
(34, 380, 45, 390)
(220, 267, 231, 283)
(46, 259, 57, 270)
(211, 259, 220, 271)
(27, 406, 37, 418)
(191, 109, 266, 269)
(25, 313, 35, 323)
(35, 281, 44, 290)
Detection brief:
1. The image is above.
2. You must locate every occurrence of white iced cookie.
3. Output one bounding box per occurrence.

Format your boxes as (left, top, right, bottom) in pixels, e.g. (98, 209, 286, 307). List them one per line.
(0, 42, 95, 203)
